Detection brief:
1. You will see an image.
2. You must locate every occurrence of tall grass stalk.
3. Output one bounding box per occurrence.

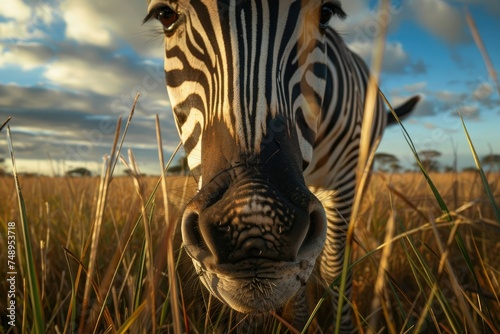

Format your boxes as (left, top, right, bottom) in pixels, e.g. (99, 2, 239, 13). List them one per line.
(63, 246, 78, 334)
(465, 7, 500, 97)
(7, 126, 45, 333)
(459, 113, 500, 223)
(368, 211, 397, 334)
(382, 91, 495, 333)
(414, 216, 472, 333)
(1, 116, 11, 132)
(155, 114, 184, 333)
(128, 148, 158, 332)
(79, 94, 138, 333)
(339, 0, 390, 332)
(78, 126, 119, 332)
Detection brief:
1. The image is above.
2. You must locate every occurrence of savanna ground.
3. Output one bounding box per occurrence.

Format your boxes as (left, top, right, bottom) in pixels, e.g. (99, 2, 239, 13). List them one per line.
(0, 167, 499, 333)
(2, 1, 499, 333)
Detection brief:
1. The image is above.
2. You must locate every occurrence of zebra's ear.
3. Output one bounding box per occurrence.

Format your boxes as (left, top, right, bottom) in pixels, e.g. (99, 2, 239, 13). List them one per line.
(321, 1, 347, 26)
(386, 95, 420, 126)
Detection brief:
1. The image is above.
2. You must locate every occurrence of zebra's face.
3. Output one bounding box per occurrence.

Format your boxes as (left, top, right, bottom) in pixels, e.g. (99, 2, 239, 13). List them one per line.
(145, 0, 344, 313)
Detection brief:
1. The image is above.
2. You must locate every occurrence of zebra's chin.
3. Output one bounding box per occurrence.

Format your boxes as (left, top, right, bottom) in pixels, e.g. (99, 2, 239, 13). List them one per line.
(191, 257, 316, 313)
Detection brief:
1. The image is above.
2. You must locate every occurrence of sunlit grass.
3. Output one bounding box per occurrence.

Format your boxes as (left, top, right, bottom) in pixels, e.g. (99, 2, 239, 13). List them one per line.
(1, 127, 499, 333)
(1, 7, 500, 333)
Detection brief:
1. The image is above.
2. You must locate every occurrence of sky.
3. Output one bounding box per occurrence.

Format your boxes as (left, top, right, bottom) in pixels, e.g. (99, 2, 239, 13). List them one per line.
(0, 0, 499, 176)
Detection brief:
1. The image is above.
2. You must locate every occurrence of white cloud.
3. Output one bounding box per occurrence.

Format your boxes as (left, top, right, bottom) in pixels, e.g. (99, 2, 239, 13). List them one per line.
(32, 3, 58, 26)
(0, 43, 54, 70)
(0, 0, 30, 21)
(61, 2, 114, 47)
(0, 21, 31, 40)
(334, 0, 470, 45)
(347, 41, 417, 74)
(0, 84, 177, 172)
(0, 84, 102, 112)
(404, 82, 427, 92)
(44, 57, 119, 95)
(434, 90, 468, 104)
(408, 0, 469, 44)
(332, 1, 406, 41)
(455, 104, 480, 119)
(0, 0, 51, 40)
(382, 42, 411, 72)
(473, 82, 493, 100)
(413, 97, 437, 117)
(41, 46, 166, 98)
(61, 0, 161, 57)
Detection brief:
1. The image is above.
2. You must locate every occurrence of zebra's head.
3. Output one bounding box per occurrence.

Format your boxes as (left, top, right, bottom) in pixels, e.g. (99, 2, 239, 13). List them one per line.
(145, 0, 345, 313)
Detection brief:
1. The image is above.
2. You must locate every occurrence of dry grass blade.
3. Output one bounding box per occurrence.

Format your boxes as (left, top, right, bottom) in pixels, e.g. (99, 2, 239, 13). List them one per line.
(413, 215, 477, 333)
(22, 278, 27, 333)
(458, 112, 500, 223)
(269, 311, 300, 334)
(110, 94, 140, 175)
(115, 302, 147, 334)
(1, 116, 12, 132)
(339, 1, 390, 330)
(7, 126, 45, 333)
(125, 148, 157, 333)
(461, 289, 500, 334)
(156, 114, 184, 334)
(63, 246, 78, 334)
(465, 7, 500, 97)
(368, 212, 397, 334)
(80, 94, 138, 333)
(470, 234, 500, 305)
(79, 131, 118, 333)
(62, 246, 114, 331)
(384, 88, 496, 330)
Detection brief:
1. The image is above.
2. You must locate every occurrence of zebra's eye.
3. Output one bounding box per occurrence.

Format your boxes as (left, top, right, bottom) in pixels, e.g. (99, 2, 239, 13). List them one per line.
(320, 2, 346, 28)
(152, 6, 179, 31)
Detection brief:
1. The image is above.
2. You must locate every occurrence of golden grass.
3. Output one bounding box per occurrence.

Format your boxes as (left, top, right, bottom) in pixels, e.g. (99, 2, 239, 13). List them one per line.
(0, 170, 498, 333)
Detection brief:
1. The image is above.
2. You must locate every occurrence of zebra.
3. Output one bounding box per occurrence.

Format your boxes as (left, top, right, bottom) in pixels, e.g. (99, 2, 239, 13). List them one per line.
(144, 0, 419, 331)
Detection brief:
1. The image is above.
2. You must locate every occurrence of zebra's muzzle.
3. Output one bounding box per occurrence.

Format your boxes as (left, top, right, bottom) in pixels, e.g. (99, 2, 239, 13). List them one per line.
(181, 176, 326, 313)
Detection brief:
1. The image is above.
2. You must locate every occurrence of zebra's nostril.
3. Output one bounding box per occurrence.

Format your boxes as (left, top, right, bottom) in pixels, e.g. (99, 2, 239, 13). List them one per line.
(249, 247, 263, 257)
(182, 210, 205, 250)
(300, 205, 327, 254)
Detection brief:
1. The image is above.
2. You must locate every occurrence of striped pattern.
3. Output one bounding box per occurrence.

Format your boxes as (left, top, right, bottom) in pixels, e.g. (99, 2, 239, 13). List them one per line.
(144, 0, 415, 331)
(154, 0, 327, 184)
(306, 30, 385, 279)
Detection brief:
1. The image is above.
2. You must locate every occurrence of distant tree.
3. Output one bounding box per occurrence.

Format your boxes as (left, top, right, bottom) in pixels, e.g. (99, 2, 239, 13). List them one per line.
(123, 169, 146, 177)
(373, 153, 399, 172)
(19, 172, 38, 177)
(462, 166, 478, 173)
(66, 167, 92, 177)
(443, 165, 455, 173)
(168, 155, 189, 175)
(389, 162, 403, 173)
(416, 150, 441, 172)
(482, 154, 500, 170)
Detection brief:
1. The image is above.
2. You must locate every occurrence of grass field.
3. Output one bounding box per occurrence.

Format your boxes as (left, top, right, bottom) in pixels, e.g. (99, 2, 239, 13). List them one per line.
(0, 169, 498, 333)
(1, 2, 499, 333)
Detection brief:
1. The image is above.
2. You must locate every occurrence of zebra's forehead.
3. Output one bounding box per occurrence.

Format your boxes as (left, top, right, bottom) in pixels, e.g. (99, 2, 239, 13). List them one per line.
(146, 0, 322, 7)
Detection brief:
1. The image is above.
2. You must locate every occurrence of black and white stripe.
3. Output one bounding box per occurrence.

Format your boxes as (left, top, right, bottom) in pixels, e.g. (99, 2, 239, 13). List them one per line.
(144, 0, 418, 331)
